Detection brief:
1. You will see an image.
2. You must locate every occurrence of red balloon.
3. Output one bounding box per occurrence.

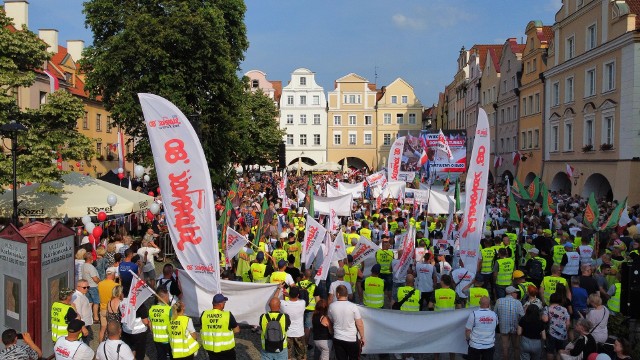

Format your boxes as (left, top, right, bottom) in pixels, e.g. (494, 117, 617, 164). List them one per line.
(92, 226, 103, 239)
(146, 210, 154, 221)
(118, 173, 125, 180)
(148, 191, 155, 197)
(88, 234, 96, 244)
(156, 187, 161, 194)
(76, 162, 81, 167)
(97, 211, 107, 222)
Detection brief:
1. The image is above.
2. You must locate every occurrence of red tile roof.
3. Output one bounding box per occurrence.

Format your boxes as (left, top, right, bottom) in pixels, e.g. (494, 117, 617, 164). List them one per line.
(627, 0, 640, 28)
(469, 44, 503, 70)
(367, 83, 377, 91)
(540, 26, 554, 44)
(270, 80, 282, 104)
(488, 47, 503, 73)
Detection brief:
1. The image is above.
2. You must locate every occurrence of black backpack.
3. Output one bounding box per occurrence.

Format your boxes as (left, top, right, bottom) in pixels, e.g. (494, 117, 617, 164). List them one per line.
(528, 258, 544, 280)
(263, 313, 285, 353)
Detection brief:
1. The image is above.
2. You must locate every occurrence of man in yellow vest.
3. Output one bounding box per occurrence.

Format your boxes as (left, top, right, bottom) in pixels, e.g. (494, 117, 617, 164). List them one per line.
(250, 251, 275, 283)
(493, 248, 515, 299)
(540, 264, 569, 305)
(201, 294, 239, 360)
(284, 233, 302, 269)
(359, 220, 372, 240)
(343, 255, 363, 302)
(464, 274, 490, 308)
(51, 288, 87, 342)
(259, 297, 291, 358)
(429, 274, 457, 311)
(363, 264, 385, 308)
(169, 302, 199, 359)
(552, 240, 566, 266)
(272, 241, 289, 265)
(346, 237, 358, 255)
(298, 270, 320, 350)
(149, 288, 172, 360)
(512, 270, 535, 300)
(607, 281, 621, 314)
(375, 236, 394, 304)
(395, 274, 420, 311)
(271, 260, 295, 290)
(478, 238, 497, 296)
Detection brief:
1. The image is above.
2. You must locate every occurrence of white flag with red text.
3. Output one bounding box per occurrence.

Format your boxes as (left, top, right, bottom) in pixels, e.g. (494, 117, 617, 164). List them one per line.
(436, 129, 454, 159)
(302, 215, 327, 265)
(387, 136, 405, 181)
(225, 226, 248, 263)
(333, 230, 348, 261)
(315, 234, 337, 285)
(459, 109, 490, 269)
(121, 270, 155, 329)
(394, 225, 415, 281)
(138, 93, 220, 293)
(351, 236, 380, 266)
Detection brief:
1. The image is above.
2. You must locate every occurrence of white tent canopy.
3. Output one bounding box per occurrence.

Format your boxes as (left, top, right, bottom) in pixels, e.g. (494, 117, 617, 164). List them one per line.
(312, 162, 342, 172)
(287, 162, 313, 172)
(0, 172, 155, 218)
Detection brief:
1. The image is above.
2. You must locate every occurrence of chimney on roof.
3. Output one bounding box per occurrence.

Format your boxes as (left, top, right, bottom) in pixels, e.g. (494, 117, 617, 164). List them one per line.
(4, 0, 29, 29)
(67, 40, 84, 61)
(38, 29, 58, 54)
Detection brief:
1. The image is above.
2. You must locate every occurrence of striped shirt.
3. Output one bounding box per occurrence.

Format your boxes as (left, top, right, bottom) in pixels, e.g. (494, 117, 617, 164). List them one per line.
(0, 344, 38, 360)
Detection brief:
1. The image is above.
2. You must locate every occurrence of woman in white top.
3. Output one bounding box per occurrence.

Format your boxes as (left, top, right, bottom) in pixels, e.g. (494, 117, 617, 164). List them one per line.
(585, 293, 609, 343)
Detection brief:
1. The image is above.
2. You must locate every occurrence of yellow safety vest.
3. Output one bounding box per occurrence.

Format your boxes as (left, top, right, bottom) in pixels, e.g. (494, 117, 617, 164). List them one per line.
(201, 309, 235, 353)
(389, 221, 399, 233)
(273, 249, 288, 263)
(434, 288, 456, 311)
(284, 241, 302, 269)
(396, 286, 420, 311)
(343, 265, 359, 289)
(542, 276, 568, 305)
(552, 245, 566, 265)
(270, 271, 288, 284)
(496, 258, 515, 286)
(51, 302, 72, 342)
(360, 228, 372, 240)
(467, 287, 489, 308)
(169, 315, 199, 358)
(251, 263, 268, 283)
(480, 247, 496, 273)
(298, 280, 317, 311)
(149, 304, 172, 343)
(376, 250, 394, 274)
(608, 283, 621, 313)
(518, 282, 535, 299)
(346, 246, 355, 255)
(260, 312, 288, 350)
(363, 276, 385, 308)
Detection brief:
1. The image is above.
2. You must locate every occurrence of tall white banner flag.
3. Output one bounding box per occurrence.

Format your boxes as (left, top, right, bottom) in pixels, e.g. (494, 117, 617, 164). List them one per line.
(121, 271, 155, 329)
(225, 226, 248, 263)
(387, 136, 405, 181)
(333, 230, 348, 261)
(351, 236, 380, 266)
(138, 93, 220, 293)
(302, 215, 327, 265)
(459, 109, 490, 269)
(315, 234, 337, 285)
(394, 226, 415, 281)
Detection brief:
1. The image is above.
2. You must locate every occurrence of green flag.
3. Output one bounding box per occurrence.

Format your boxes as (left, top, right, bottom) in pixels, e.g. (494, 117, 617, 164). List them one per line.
(508, 193, 521, 222)
(583, 193, 600, 230)
(454, 178, 461, 211)
(219, 182, 237, 245)
(306, 174, 314, 217)
(254, 197, 268, 245)
(600, 197, 626, 231)
(514, 177, 530, 200)
(528, 177, 540, 201)
(541, 182, 555, 216)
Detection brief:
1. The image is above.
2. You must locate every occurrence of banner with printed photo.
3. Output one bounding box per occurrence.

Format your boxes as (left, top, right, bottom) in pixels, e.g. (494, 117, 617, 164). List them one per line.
(139, 93, 220, 293)
(419, 130, 467, 173)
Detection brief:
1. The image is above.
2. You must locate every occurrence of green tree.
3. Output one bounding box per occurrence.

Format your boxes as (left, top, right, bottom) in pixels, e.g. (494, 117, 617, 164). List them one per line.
(82, 0, 251, 187)
(0, 12, 94, 191)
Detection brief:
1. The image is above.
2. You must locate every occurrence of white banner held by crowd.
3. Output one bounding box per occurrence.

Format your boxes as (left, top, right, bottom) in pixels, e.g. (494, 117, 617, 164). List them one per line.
(366, 170, 387, 189)
(314, 193, 352, 217)
(326, 184, 349, 198)
(121, 270, 155, 329)
(337, 181, 364, 197)
(351, 236, 379, 266)
(459, 109, 490, 269)
(302, 215, 327, 265)
(138, 93, 220, 293)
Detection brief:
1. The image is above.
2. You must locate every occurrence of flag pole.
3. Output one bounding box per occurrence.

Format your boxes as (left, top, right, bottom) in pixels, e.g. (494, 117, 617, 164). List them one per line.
(129, 270, 168, 306)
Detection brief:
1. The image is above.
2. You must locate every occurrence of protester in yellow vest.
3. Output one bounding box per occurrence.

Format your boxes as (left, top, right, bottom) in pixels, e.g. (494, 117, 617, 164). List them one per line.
(429, 274, 457, 311)
(493, 248, 515, 299)
(149, 288, 172, 359)
(298, 269, 320, 348)
(464, 274, 489, 308)
(608, 282, 621, 313)
(260, 297, 290, 356)
(363, 264, 385, 308)
(552, 242, 567, 266)
(283, 233, 302, 269)
(169, 301, 199, 359)
(376, 237, 394, 303)
(270, 259, 295, 288)
(272, 240, 289, 264)
(395, 274, 420, 312)
(201, 294, 239, 359)
(51, 288, 86, 342)
(250, 252, 275, 283)
(360, 220, 372, 240)
(540, 264, 569, 305)
(512, 270, 535, 300)
(346, 237, 358, 255)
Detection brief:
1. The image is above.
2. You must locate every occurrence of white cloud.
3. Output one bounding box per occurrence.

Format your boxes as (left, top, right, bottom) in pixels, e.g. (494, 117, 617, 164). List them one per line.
(392, 13, 426, 30)
(392, 3, 474, 31)
(431, 4, 474, 28)
(544, 0, 563, 13)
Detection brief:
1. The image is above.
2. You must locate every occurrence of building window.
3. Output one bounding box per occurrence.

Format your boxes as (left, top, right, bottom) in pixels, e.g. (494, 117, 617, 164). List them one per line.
(334, 133, 341, 145)
(383, 133, 391, 146)
(500, 138, 504, 151)
(603, 61, 615, 92)
(533, 58, 537, 71)
(364, 133, 372, 145)
(82, 111, 89, 129)
(565, 76, 574, 103)
(348, 133, 356, 145)
(551, 125, 559, 152)
(39, 91, 47, 105)
(401, 96, 408, 104)
(287, 96, 294, 105)
(506, 138, 511, 152)
(314, 134, 320, 145)
(522, 98, 527, 116)
(333, 115, 341, 125)
(251, 79, 259, 88)
(564, 121, 573, 151)
(96, 114, 102, 132)
(299, 114, 307, 125)
(299, 134, 307, 146)
(566, 35, 575, 60)
(300, 96, 306, 105)
(552, 82, 560, 106)
(527, 131, 533, 149)
(96, 142, 102, 156)
(584, 117, 594, 146)
(409, 114, 416, 124)
(313, 114, 321, 125)
(286, 134, 293, 145)
(521, 132, 526, 149)
(344, 94, 361, 104)
(534, 129, 539, 148)
(106, 116, 112, 133)
(396, 114, 404, 124)
(349, 115, 357, 126)
(300, 77, 306, 86)
(313, 95, 320, 105)
(383, 113, 391, 124)
(365, 115, 372, 125)
(602, 114, 614, 145)
(287, 114, 294, 125)
(585, 68, 596, 97)
(534, 93, 540, 113)
(391, 96, 397, 104)
(586, 24, 597, 51)
(500, 109, 505, 124)
(528, 95, 533, 115)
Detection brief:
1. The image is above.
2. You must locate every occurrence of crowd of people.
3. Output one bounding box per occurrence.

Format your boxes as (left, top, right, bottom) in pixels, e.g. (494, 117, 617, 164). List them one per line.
(1, 170, 639, 360)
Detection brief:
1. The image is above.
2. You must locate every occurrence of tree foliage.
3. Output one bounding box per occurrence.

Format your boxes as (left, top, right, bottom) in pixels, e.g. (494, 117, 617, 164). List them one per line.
(82, 0, 269, 187)
(0, 12, 94, 191)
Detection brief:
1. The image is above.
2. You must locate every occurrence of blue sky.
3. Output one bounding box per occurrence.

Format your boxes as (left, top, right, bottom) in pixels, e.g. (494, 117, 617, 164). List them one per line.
(22, 0, 561, 106)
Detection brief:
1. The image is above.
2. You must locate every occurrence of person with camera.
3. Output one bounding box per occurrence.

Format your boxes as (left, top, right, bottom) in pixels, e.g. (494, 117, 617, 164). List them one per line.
(0, 329, 41, 360)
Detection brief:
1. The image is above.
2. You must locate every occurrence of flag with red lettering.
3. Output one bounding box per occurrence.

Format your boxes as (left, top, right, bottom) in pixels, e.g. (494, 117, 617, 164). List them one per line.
(277, 170, 287, 200)
(351, 236, 380, 266)
(121, 270, 155, 329)
(302, 215, 327, 265)
(315, 233, 337, 285)
(387, 136, 405, 181)
(394, 225, 415, 281)
(459, 109, 490, 269)
(436, 129, 454, 159)
(138, 93, 221, 293)
(333, 230, 348, 261)
(225, 226, 248, 264)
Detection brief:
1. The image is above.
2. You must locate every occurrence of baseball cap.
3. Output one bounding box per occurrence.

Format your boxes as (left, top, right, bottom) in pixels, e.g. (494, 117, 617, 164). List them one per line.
(67, 319, 85, 333)
(106, 268, 116, 275)
(513, 270, 525, 279)
(212, 293, 229, 304)
(280, 232, 288, 239)
(505, 286, 518, 295)
(278, 259, 287, 268)
(529, 247, 540, 254)
(564, 242, 574, 248)
(371, 264, 381, 274)
(256, 251, 265, 262)
(59, 288, 74, 300)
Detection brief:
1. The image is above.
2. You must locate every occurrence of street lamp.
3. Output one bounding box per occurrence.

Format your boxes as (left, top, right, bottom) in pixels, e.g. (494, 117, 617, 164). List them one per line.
(1, 121, 28, 226)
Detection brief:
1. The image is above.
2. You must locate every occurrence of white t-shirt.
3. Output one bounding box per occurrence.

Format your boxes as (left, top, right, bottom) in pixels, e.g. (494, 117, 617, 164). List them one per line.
(81, 263, 99, 287)
(329, 280, 353, 297)
(328, 300, 361, 342)
(451, 268, 475, 299)
(281, 300, 306, 338)
(53, 337, 94, 360)
(415, 262, 435, 292)
(465, 308, 498, 349)
(72, 290, 93, 326)
(96, 339, 135, 360)
(137, 247, 161, 272)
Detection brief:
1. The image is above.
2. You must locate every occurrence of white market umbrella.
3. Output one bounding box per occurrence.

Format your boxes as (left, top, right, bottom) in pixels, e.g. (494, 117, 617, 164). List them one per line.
(0, 172, 155, 218)
(312, 162, 342, 172)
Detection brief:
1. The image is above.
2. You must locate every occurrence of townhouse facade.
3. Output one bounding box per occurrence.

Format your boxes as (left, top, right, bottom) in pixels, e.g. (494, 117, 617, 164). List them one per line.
(479, 46, 503, 184)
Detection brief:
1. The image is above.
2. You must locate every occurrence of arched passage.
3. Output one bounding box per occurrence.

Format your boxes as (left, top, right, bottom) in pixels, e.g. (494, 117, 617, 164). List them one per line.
(501, 170, 514, 184)
(338, 157, 368, 170)
(524, 172, 537, 186)
(582, 173, 613, 201)
(287, 157, 317, 166)
(550, 172, 572, 195)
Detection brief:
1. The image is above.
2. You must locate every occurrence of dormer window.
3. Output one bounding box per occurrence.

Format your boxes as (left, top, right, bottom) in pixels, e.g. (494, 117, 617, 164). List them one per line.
(251, 79, 259, 88)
